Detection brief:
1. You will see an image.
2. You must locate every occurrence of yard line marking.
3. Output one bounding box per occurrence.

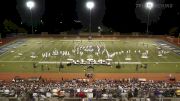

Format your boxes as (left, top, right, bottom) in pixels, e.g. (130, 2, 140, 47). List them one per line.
(113, 62, 180, 64)
(0, 61, 35, 63)
(0, 61, 180, 64)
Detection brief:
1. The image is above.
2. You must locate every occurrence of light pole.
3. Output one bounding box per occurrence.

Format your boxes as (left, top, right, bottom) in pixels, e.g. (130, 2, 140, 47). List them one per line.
(86, 1, 94, 40)
(26, 1, 35, 34)
(145, 1, 154, 34)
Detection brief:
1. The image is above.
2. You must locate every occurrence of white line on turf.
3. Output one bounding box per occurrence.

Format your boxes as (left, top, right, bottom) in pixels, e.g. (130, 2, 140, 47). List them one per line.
(0, 61, 179, 64)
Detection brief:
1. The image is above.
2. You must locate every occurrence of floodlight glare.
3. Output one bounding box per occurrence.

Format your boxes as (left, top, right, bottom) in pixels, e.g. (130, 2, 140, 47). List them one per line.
(145, 1, 154, 34)
(86, 1, 95, 40)
(86, 1, 94, 9)
(26, 1, 35, 34)
(146, 1, 154, 10)
(26, 1, 35, 9)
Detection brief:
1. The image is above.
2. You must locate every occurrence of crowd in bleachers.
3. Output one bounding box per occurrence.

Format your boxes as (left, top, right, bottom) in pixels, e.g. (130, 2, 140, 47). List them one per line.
(0, 77, 180, 101)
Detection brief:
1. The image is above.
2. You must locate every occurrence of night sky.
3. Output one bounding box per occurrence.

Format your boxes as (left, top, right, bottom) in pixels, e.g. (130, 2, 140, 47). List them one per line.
(0, 0, 180, 34)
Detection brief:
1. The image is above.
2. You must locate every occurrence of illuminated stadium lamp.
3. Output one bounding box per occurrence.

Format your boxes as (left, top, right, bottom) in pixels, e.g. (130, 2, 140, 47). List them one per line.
(26, 1, 35, 34)
(146, 1, 154, 10)
(145, 1, 154, 34)
(86, 1, 94, 10)
(86, 1, 95, 40)
(26, 1, 35, 9)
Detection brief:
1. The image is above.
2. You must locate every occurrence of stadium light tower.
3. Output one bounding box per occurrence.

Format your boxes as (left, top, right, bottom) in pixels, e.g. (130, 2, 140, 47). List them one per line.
(86, 1, 94, 40)
(146, 1, 154, 34)
(26, 1, 35, 34)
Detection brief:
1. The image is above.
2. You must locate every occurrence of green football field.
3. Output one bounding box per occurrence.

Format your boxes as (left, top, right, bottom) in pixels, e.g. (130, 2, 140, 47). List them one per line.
(0, 38, 180, 73)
